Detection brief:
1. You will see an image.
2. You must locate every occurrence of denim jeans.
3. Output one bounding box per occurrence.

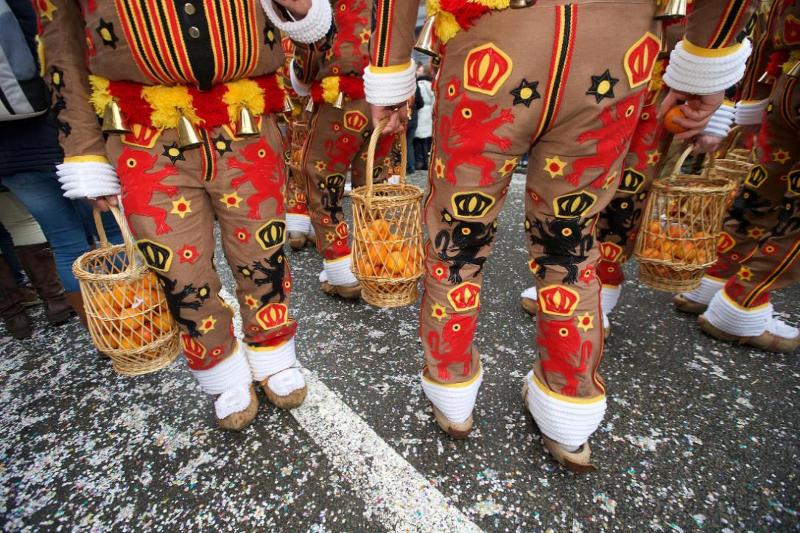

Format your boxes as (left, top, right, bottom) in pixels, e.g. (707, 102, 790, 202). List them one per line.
(1, 170, 122, 292)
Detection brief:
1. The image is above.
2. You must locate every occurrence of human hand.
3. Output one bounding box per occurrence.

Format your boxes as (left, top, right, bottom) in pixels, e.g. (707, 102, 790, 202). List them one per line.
(86, 195, 119, 212)
(371, 103, 408, 136)
(274, 0, 312, 18)
(659, 90, 725, 140)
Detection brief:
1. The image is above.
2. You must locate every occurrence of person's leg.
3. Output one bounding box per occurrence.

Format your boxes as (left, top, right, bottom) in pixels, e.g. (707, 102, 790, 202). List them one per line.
(107, 131, 257, 430)
(72, 200, 124, 247)
(301, 100, 365, 298)
(699, 72, 799, 352)
(0, 223, 26, 286)
(285, 117, 315, 250)
(0, 191, 72, 324)
(0, 253, 32, 339)
(208, 118, 307, 408)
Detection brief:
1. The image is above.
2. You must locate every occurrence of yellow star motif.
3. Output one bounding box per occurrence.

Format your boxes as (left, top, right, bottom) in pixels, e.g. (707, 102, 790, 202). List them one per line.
(647, 150, 662, 166)
(747, 226, 765, 239)
(576, 312, 595, 332)
(244, 294, 259, 310)
(198, 315, 217, 334)
(38, 0, 57, 21)
(314, 160, 327, 172)
(772, 149, 791, 164)
(499, 158, 518, 177)
(431, 304, 448, 321)
(220, 192, 243, 209)
(737, 266, 753, 282)
(359, 29, 371, 44)
(170, 196, 192, 219)
(434, 158, 445, 180)
(543, 156, 567, 179)
(601, 171, 618, 190)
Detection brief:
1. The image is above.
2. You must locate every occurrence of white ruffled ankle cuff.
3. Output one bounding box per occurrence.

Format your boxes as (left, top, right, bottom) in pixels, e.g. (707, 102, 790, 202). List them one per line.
(191, 343, 253, 395)
(702, 291, 772, 337)
(520, 286, 537, 300)
(214, 384, 252, 420)
(246, 338, 299, 381)
(734, 99, 768, 126)
(421, 367, 483, 424)
(681, 276, 724, 305)
(703, 101, 735, 138)
(261, 0, 332, 44)
(525, 371, 606, 449)
(323, 255, 358, 286)
(663, 39, 751, 95)
(601, 285, 621, 315)
(286, 213, 312, 234)
(364, 63, 417, 106)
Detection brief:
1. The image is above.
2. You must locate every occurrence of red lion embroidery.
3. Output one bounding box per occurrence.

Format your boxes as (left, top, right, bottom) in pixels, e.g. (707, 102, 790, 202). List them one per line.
(626, 104, 662, 171)
(427, 313, 478, 380)
(228, 138, 285, 220)
(563, 91, 644, 188)
(439, 78, 513, 185)
(117, 147, 178, 235)
(332, 0, 369, 60)
(323, 127, 360, 171)
(538, 317, 592, 397)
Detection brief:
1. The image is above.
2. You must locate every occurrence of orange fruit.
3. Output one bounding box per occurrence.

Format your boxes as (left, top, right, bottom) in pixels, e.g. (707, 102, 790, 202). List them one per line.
(667, 226, 687, 239)
(151, 314, 173, 333)
(663, 106, 687, 134)
(384, 251, 406, 275)
(367, 244, 390, 266)
(370, 219, 392, 240)
(120, 308, 143, 331)
(647, 221, 662, 234)
(402, 263, 417, 277)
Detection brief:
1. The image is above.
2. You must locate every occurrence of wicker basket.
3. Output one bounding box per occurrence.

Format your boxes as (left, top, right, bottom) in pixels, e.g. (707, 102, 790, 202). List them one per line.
(350, 120, 424, 307)
(634, 147, 737, 292)
(73, 207, 180, 375)
(706, 152, 753, 209)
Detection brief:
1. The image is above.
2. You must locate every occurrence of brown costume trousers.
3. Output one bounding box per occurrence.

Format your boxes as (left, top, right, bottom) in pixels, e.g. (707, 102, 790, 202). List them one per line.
(707, 71, 800, 306)
(109, 119, 295, 372)
(422, 3, 659, 402)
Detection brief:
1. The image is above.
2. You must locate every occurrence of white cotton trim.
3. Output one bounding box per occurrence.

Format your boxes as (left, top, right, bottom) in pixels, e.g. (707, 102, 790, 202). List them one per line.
(324, 254, 358, 286)
(766, 316, 799, 339)
(214, 384, 252, 419)
(286, 213, 312, 234)
(681, 276, 724, 305)
(663, 39, 751, 95)
(600, 285, 621, 315)
(734, 99, 768, 126)
(520, 286, 537, 300)
(703, 102, 735, 137)
(191, 343, 253, 395)
(246, 338, 298, 381)
(364, 64, 417, 106)
(421, 367, 483, 424)
(261, 0, 332, 44)
(525, 371, 606, 449)
(702, 291, 772, 337)
(56, 162, 121, 199)
(289, 59, 311, 97)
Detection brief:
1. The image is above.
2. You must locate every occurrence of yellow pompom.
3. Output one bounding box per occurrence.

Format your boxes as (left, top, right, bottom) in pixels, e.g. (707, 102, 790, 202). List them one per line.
(321, 76, 340, 104)
(434, 11, 460, 44)
(88, 75, 112, 117)
(142, 85, 199, 129)
(223, 79, 266, 123)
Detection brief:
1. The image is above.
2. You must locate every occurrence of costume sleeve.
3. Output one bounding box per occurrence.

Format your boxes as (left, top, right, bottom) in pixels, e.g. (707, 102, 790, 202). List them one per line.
(37, 0, 106, 162)
(290, 43, 324, 95)
(363, 0, 421, 106)
(663, 0, 758, 94)
(735, 6, 773, 115)
(261, 0, 333, 44)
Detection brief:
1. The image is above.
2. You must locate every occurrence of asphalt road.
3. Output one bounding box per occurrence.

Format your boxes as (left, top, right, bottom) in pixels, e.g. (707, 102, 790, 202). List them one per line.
(1, 170, 798, 532)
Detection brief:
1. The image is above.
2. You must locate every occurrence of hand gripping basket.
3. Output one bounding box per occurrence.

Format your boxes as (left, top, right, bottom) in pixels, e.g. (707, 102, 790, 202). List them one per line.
(350, 120, 424, 307)
(73, 207, 180, 375)
(634, 147, 737, 292)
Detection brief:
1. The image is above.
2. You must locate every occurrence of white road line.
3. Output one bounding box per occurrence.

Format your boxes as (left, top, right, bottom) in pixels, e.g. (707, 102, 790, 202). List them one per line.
(292, 371, 482, 532)
(219, 286, 481, 531)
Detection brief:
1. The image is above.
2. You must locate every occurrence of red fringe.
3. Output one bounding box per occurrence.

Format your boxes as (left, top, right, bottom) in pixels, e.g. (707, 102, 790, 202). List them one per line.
(439, 0, 491, 30)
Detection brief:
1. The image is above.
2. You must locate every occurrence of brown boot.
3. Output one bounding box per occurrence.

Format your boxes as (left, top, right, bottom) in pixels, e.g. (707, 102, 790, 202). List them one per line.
(16, 243, 73, 325)
(65, 291, 88, 329)
(0, 255, 33, 339)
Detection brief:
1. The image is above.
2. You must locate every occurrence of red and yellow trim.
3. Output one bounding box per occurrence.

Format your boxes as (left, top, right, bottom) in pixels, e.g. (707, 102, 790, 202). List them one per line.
(741, 238, 800, 308)
(309, 76, 365, 105)
(372, 0, 396, 67)
(706, 0, 750, 49)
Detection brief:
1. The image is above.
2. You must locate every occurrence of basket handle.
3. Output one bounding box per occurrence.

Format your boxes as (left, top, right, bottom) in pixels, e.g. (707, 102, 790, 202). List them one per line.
(364, 117, 408, 202)
(93, 205, 139, 271)
(671, 146, 694, 176)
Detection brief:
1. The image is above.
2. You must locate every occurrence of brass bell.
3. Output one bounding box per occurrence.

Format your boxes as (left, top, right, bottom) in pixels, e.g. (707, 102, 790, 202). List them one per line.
(304, 98, 315, 113)
(654, 0, 687, 19)
(177, 114, 202, 149)
(236, 107, 259, 137)
(101, 100, 130, 134)
(509, 0, 535, 7)
(333, 91, 345, 109)
(787, 60, 800, 78)
(658, 29, 670, 57)
(414, 16, 439, 58)
(282, 95, 295, 114)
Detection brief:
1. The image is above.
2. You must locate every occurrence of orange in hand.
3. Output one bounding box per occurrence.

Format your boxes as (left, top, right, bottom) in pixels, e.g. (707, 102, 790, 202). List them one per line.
(663, 106, 687, 134)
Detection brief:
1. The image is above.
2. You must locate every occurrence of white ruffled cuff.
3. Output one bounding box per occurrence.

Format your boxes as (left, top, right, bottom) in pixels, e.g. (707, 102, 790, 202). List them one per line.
(56, 161, 121, 199)
(681, 276, 724, 305)
(364, 64, 417, 106)
(289, 59, 311, 97)
(520, 286, 537, 301)
(525, 371, 606, 449)
(702, 290, 773, 337)
(663, 39, 751, 95)
(734, 99, 768, 126)
(191, 343, 253, 396)
(261, 0, 332, 44)
(245, 338, 298, 381)
(323, 254, 358, 286)
(600, 285, 621, 315)
(286, 213, 312, 234)
(421, 367, 483, 424)
(703, 102, 735, 138)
